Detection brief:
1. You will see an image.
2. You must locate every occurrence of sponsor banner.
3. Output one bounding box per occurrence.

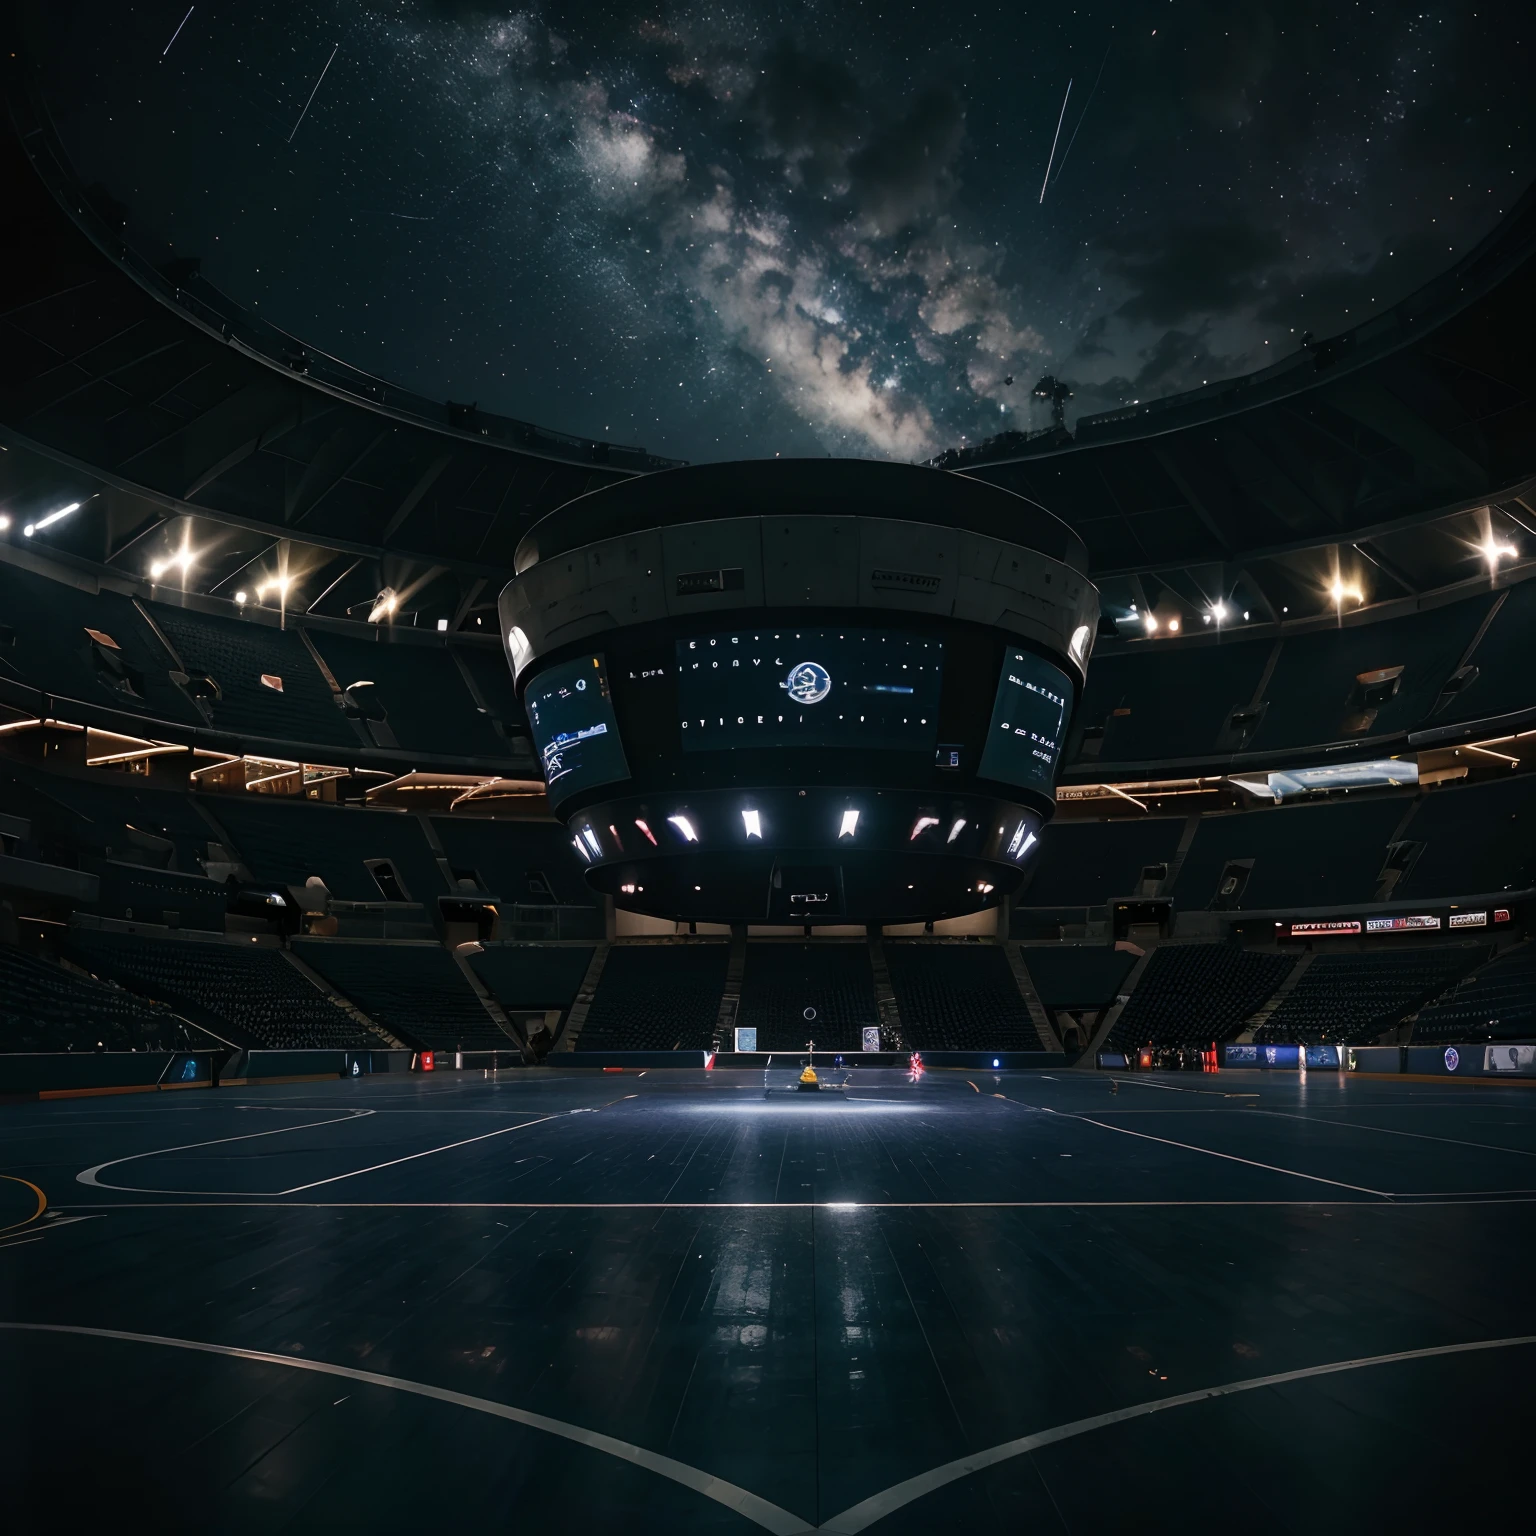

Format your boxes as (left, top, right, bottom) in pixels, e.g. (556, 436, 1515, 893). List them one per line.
(1366, 914, 1441, 934)
(1303, 1045, 1341, 1069)
(1495, 908, 1512, 923)
(1448, 911, 1488, 929)
(1444, 1046, 1461, 1072)
(1224, 1044, 1259, 1065)
(1262, 1044, 1300, 1069)
(861, 1026, 882, 1053)
(1485, 1045, 1536, 1075)
(734, 1026, 758, 1053)
(1097, 1050, 1129, 1069)
(1289, 919, 1361, 938)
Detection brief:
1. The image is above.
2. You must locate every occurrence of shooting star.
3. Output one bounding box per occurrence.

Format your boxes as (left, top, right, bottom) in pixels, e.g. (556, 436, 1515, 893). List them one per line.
(288, 43, 339, 144)
(162, 5, 194, 57)
(1039, 78, 1072, 204)
(1051, 40, 1114, 190)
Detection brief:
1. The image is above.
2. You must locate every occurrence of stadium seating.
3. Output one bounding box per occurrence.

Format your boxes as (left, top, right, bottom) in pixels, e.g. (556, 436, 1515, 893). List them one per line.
(1248, 596, 1492, 752)
(1071, 638, 1272, 765)
(577, 943, 728, 1051)
(886, 943, 1040, 1050)
(307, 629, 507, 760)
(1109, 944, 1294, 1046)
(451, 644, 532, 740)
(1411, 943, 1536, 1042)
(1173, 798, 1405, 910)
(70, 929, 379, 1048)
(1019, 816, 1186, 908)
(1393, 776, 1536, 898)
(206, 795, 446, 903)
(293, 939, 506, 1050)
(0, 943, 196, 1052)
(431, 815, 593, 906)
(148, 602, 358, 748)
(469, 943, 594, 1012)
(1256, 945, 1491, 1044)
(15, 766, 216, 874)
(0, 561, 202, 729)
(739, 942, 877, 1051)
(1022, 945, 1137, 1010)
(1425, 577, 1536, 728)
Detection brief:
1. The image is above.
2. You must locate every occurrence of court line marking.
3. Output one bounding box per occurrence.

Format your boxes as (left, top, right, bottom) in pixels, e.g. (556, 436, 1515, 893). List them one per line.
(278, 1115, 563, 1194)
(0, 1322, 812, 1535)
(818, 1334, 1536, 1533)
(76, 1110, 377, 1195)
(1037, 1107, 1394, 1198)
(0, 1175, 48, 1237)
(1243, 1107, 1536, 1159)
(57, 1194, 1536, 1212)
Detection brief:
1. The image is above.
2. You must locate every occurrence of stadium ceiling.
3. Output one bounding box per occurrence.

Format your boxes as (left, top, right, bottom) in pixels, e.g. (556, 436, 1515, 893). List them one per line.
(2, 37, 1533, 635)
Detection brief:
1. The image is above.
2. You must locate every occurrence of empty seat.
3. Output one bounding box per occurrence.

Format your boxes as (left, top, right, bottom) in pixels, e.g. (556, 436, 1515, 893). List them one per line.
(70, 929, 379, 1048)
(294, 939, 506, 1050)
(739, 943, 875, 1052)
(886, 944, 1041, 1050)
(1412, 944, 1536, 1042)
(577, 943, 728, 1051)
(1109, 944, 1294, 1046)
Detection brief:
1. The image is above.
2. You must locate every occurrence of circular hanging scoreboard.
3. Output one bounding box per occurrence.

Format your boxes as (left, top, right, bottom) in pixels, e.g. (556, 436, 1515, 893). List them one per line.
(500, 459, 1098, 923)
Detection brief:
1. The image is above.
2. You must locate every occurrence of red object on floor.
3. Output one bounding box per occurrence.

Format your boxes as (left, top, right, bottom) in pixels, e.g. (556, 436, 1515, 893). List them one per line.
(419, 1051, 435, 1072)
(603, 1066, 624, 1073)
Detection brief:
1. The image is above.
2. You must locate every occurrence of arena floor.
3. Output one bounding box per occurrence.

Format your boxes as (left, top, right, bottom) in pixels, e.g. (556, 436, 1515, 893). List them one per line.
(2, 1065, 1533, 1532)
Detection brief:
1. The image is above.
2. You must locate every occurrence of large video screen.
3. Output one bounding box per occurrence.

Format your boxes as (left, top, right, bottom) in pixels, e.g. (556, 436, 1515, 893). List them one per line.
(677, 629, 942, 752)
(977, 648, 1073, 793)
(525, 654, 630, 804)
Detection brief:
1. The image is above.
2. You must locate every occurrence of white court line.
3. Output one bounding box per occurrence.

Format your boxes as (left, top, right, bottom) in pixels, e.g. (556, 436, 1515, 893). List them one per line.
(76, 1110, 375, 1194)
(278, 1115, 561, 1194)
(0, 1322, 812, 1535)
(1245, 1107, 1536, 1159)
(818, 1334, 1536, 1532)
(3, 1323, 1531, 1533)
(1040, 1107, 1394, 1198)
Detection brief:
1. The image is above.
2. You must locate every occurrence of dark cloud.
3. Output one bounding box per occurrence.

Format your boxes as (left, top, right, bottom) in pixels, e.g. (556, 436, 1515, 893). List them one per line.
(1256, 232, 1448, 334)
(848, 88, 965, 236)
(747, 40, 862, 187)
(1131, 325, 1244, 394)
(1104, 218, 1287, 325)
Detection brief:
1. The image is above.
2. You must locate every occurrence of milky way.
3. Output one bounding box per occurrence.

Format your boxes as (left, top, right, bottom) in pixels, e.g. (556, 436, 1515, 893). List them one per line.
(25, 1, 1532, 462)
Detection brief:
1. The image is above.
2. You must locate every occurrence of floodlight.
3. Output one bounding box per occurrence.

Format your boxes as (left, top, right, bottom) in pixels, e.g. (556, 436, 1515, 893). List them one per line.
(909, 816, 940, 840)
(668, 814, 699, 843)
(838, 809, 859, 839)
(742, 809, 762, 839)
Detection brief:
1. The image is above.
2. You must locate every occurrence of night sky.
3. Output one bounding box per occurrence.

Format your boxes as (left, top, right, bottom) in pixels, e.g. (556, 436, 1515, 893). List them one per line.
(24, 2, 1533, 464)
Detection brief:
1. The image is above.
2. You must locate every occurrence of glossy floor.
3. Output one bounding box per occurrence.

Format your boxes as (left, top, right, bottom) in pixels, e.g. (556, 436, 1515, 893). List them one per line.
(2, 1066, 1534, 1531)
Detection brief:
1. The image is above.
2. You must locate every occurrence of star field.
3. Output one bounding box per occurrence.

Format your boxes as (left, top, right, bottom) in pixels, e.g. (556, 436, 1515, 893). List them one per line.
(25, 0, 1532, 462)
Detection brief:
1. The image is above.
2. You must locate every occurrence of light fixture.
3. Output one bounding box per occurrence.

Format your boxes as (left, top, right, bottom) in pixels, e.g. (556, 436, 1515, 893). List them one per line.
(581, 826, 602, 857)
(436, 618, 449, 632)
(909, 816, 940, 840)
(946, 817, 966, 843)
(742, 809, 762, 839)
(1242, 611, 1250, 621)
(0, 513, 10, 532)
(23, 500, 82, 538)
(255, 575, 293, 601)
(1211, 600, 1228, 621)
(668, 814, 699, 843)
(993, 1058, 1000, 1069)
(1329, 580, 1364, 606)
(235, 590, 248, 605)
(1143, 614, 1159, 633)
(1167, 618, 1181, 633)
(838, 809, 859, 839)
(1481, 534, 1518, 568)
(571, 836, 591, 863)
(368, 587, 399, 623)
(635, 819, 657, 846)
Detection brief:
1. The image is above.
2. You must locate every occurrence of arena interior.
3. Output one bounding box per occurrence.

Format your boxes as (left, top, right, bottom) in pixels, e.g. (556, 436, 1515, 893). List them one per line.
(2, 21, 1536, 1535)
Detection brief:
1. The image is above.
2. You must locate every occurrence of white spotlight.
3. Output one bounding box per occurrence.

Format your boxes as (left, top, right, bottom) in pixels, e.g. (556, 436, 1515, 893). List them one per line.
(150, 560, 167, 579)
(0, 514, 10, 532)
(581, 826, 602, 857)
(742, 809, 762, 839)
(235, 590, 248, 605)
(668, 814, 699, 843)
(571, 836, 591, 863)
(29, 501, 81, 535)
(946, 818, 966, 844)
(909, 816, 939, 841)
(838, 809, 859, 839)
